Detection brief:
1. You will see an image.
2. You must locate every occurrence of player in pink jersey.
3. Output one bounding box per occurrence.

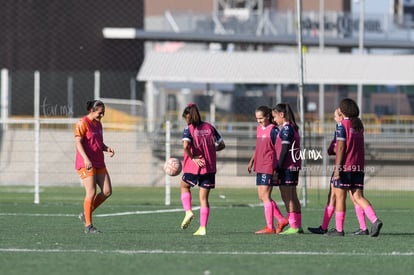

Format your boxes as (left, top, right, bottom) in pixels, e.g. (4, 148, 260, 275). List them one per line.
(75, 100, 115, 234)
(308, 108, 369, 235)
(180, 103, 225, 236)
(272, 103, 303, 234)
(247, 106, 288, 234)
(326, 98, 382, 237)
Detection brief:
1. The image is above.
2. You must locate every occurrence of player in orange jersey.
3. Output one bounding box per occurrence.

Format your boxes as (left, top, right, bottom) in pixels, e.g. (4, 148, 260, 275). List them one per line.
(75, 100, 115, 233)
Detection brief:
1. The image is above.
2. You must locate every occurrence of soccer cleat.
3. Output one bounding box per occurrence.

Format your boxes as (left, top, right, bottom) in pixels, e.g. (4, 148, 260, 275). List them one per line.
(193, 226, 206, 236)
(308, 225, 328, 235)
(84, 224, 101, 234)
(180, 210, 194, 230)
(324, 229, 344, 237)
(78, 212, 86, 225)
(371, 219, 383, 237)
(255, 227, 276, 234)
(353, 228, 369, 235)
(276, 218, 289, 234)
(279, 227, 303, 235)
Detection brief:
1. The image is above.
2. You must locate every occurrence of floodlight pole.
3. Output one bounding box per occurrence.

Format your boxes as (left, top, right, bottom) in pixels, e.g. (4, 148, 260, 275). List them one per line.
(296, 0, 307, 207)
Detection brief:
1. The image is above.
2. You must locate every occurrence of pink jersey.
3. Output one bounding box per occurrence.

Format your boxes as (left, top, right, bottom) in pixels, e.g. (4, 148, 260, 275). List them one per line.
(182, 122, 223, 175)
(336, 118, 364, 171)
(254, 124, 278, 174)
(275, 122, 301, 170)
(75, 116, 105, 169)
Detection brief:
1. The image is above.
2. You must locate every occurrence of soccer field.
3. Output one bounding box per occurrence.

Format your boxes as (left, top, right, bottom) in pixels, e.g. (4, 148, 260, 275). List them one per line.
(0, 186, 413, 275)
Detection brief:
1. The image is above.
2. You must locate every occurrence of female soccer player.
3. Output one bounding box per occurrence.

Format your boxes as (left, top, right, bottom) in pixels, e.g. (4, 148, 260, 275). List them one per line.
(272, 103, 303, 234)
(179, 103, 225, 236)
(75, 100, 115, 233)
(248, 106, 288, 234)
(326, 98, 383, 237)
(308, 108, 369, 235)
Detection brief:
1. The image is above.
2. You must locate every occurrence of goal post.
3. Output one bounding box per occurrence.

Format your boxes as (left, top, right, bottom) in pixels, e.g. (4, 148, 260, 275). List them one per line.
(165, 121, 171, 206)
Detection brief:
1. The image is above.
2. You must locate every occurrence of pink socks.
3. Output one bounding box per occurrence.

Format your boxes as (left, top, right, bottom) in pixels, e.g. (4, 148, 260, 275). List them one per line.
(264, 202, 274, 229)
(335, 211, 345, 232)
(363, 205, 378, 224)
(321, 205, 335, 230)
(181, 192, 192, 211)
(271, 200, 285, 223)
(287, 212, 302, 229)
(200, 207, 210, 227)
(354, 204, 367, 230)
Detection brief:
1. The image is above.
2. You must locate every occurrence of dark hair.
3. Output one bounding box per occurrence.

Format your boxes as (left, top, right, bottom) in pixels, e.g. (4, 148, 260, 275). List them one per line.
(182, 103, 202, 127)
(256, 105, 273, 124)
(272, 103, 298, 131)
(86, 100, 105, 111)
(339, 98, 363, 131)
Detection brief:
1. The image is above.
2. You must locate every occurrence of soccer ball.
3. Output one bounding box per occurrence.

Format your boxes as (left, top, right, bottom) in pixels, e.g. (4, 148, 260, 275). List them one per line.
(163, 157, 182, 176)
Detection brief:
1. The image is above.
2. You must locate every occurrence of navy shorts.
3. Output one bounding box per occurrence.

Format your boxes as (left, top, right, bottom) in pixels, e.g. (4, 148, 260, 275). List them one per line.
(332, 172, 364, 189)
(182, 173, 216, 189)
(275, 169, 299, 186)
(256, 173, 274, 186)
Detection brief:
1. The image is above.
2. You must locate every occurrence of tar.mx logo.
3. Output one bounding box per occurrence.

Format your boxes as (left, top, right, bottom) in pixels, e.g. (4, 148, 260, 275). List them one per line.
(41, 97, 73, 117)
(290, 140, 322, 163)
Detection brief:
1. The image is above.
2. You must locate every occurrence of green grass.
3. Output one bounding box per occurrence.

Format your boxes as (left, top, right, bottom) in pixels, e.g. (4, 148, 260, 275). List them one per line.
(0, 186, 413, 275)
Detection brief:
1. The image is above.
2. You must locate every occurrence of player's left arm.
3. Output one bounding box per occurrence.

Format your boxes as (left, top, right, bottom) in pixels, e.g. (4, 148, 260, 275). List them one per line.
(334, 123, 346, 179)
(276, 126, 293, 172)
(334, 140, 345, 180)
(213, 127, 225, 151)
(215, 141, 225, 151)
(103, 143, 115, 157)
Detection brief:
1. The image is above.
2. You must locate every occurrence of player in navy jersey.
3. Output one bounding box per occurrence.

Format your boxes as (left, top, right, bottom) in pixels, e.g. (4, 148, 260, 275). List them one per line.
(308, 108, 369, 235)
(248, 106, 288, 234)
(326, 98, 383, 237)
(272, 103, 303, 234)
(179, 103, 225, 236)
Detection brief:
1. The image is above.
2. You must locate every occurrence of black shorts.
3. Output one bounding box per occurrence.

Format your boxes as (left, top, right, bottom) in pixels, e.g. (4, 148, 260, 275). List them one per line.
(275, 169, 299, 186)
(182, 173, 216, 189)
(332, 172, 364, 189)
(256, 173, 275, 186)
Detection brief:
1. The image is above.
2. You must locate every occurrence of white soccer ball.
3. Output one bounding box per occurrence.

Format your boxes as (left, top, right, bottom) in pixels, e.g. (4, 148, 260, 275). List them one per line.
(163, 158, 182, 176)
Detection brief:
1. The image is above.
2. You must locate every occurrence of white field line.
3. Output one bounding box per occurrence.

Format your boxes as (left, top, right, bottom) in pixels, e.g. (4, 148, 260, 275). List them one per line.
(0, 248, 414, 257)
(0, 248, 413, 256)
(0, 204, 409, 218)
(0, 208, 186, 217)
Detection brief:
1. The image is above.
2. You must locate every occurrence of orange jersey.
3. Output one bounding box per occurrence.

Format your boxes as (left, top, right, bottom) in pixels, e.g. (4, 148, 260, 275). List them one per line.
(74, 118, 89, 138)
(75, 117, 105, 169)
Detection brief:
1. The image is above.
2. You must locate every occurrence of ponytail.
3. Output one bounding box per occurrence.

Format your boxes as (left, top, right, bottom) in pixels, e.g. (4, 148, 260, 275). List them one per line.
(273, 103, 299, 131)
(339, 98, 363, 131)
(182, 103, 202, 127)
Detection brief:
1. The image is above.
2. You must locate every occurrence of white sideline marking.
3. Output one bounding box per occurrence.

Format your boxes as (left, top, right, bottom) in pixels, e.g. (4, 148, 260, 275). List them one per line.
(0, 208, 190, 217)
(95, 208, 192, 217)
(0, 248, 413, 256)
(0, 213, 76, 217)
(0, 205, 408, 218)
